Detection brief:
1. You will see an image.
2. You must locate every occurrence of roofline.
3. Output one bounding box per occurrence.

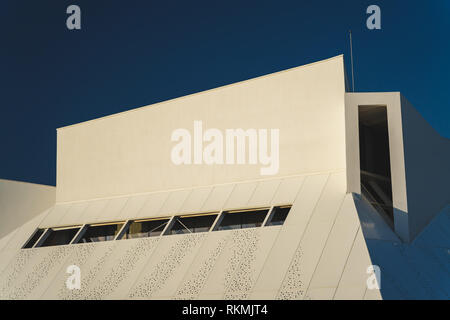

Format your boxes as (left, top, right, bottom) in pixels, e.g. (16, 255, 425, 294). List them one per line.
(57, 54, 345, 131)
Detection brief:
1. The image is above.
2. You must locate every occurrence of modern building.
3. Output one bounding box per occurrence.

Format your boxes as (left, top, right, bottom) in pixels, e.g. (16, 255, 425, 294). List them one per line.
(0, 55, 449, 300)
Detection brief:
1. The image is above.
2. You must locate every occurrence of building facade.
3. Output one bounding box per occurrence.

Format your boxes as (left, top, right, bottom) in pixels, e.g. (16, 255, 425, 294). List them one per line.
(0, 55, 449, 299)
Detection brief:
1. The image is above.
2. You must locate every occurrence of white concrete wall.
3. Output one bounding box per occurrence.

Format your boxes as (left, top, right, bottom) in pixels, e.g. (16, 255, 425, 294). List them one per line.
(56, 55, 347, 203)
(345, 92, 409, 241)
(0, 180, 55, 247)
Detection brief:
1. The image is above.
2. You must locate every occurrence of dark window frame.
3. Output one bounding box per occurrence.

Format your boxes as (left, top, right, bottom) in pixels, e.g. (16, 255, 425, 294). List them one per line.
(75, 221, 125, 244)
(119, 217, 171, 240)
(264, 205, 292, 226)
(164, 213, 219, 235)
(36, 226, 82, 247)
(213, 208, 270, 231)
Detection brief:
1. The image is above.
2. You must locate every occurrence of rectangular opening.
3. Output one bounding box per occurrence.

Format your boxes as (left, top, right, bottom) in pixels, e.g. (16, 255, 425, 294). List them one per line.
(165, 213, 218, 235)
(120, 218, 170, 239)
(215, 208, 269, 231)
(76, 222, 124, 243)
(38, 226, 81, 247)
(22, 228, 45, 249)
(265, 205, 292, 226)
(358, 105, 394, 223)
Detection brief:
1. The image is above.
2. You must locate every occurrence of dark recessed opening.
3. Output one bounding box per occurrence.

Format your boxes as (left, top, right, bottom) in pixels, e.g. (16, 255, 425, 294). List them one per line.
(358, 105, 394, 223)
(76, 222, 124, 243)
(165, 214, 218, 235)
(266, 205, 292, 226)
(120, 218, 170, 239)
(22, 228, 45, 249)
(39, 227, 80, 247)
(215, 208, 269, 231)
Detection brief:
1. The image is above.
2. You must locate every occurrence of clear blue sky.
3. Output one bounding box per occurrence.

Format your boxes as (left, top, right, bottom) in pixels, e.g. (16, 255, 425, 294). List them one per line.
(1, 0, 449, 186)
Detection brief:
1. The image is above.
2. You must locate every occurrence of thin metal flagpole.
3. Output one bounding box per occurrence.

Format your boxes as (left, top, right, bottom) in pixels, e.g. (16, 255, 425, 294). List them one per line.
(349, 30, 355, 92)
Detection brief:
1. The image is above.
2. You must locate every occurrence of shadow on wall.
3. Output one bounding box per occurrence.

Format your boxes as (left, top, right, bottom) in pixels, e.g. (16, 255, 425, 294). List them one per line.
(353, 194, 450, 300)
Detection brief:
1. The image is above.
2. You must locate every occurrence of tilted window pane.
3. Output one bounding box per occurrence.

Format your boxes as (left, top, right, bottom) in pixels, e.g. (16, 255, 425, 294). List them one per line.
(121, 218, 170, 239)
(216, 208, 269, 231)
(166, 214, 218, 235)
(77, 223, 124, 243)
(23, 228, 45, 249)
(39, 227, 80, 247)
(265, 205, 292, 226)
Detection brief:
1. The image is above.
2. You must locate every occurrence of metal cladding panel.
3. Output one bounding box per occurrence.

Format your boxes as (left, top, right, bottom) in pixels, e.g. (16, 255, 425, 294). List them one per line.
(78, 199, 109, 225)
(173, 230, 230, 299)
(247, 180, 281, 208)
(0, 228, 19, 254)
(58, 201, 89, 227)
(306, 194, 360, 298)
(158, 190, 191, 216)
(222, 227, 280, 300)
(0, 248, 20, 278)
(88, 237, 161, 299)
(250, 174, 329, 298)
(134, 192, 169, 219)
(353, 195, 399, 242)
(93, 196, 128, 223)
(277, 172, 346, 299)
(250, 225, 302, 299)
(179, 187, 213, 214)
(3, 171, 450, 300)
(42, 241, 118, 299)
(361, 240, 431, 299)
(413, 206, 450, 248)
(224, 182, 258, 209)
(5, 209, 49, 250)
(198, 227, 279, 299)
(200, 184, 234, 212)
(127, 233, 207, 299)
(39, 204, 71, 228)
(333, 228, 374, 300)
(118, 194, 149, 220)
(271, 176, 305, 205)
(283, 173, 329, 228)
(364, 289, 383, 300)
(0, 245, 71, 299)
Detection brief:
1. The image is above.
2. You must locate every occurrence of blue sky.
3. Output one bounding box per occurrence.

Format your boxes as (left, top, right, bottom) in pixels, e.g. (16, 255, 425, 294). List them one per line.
(1, 0, 449, 186)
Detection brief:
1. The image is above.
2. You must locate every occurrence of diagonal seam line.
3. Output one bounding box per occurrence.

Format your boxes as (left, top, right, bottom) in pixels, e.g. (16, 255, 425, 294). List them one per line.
(302, 193, 347, 299)
(332, 225, 361, 300)
(275, 173, 331, 299)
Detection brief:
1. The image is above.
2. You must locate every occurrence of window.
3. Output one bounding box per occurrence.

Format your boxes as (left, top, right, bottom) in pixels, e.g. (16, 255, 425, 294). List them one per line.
(22, 228, 45, 249)
(359, 105, 394, 223)
(215, 208, 269, 231)
(76, 222, 124, 243)
(38, 226, 81, 247)
(120, 218, 170, 239)
(265, 205, 291, 226)
(165, 213, 218, 235)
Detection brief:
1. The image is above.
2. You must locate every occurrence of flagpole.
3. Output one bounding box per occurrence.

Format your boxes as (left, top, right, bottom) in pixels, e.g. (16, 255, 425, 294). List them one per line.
(349, 30, 355, 92)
